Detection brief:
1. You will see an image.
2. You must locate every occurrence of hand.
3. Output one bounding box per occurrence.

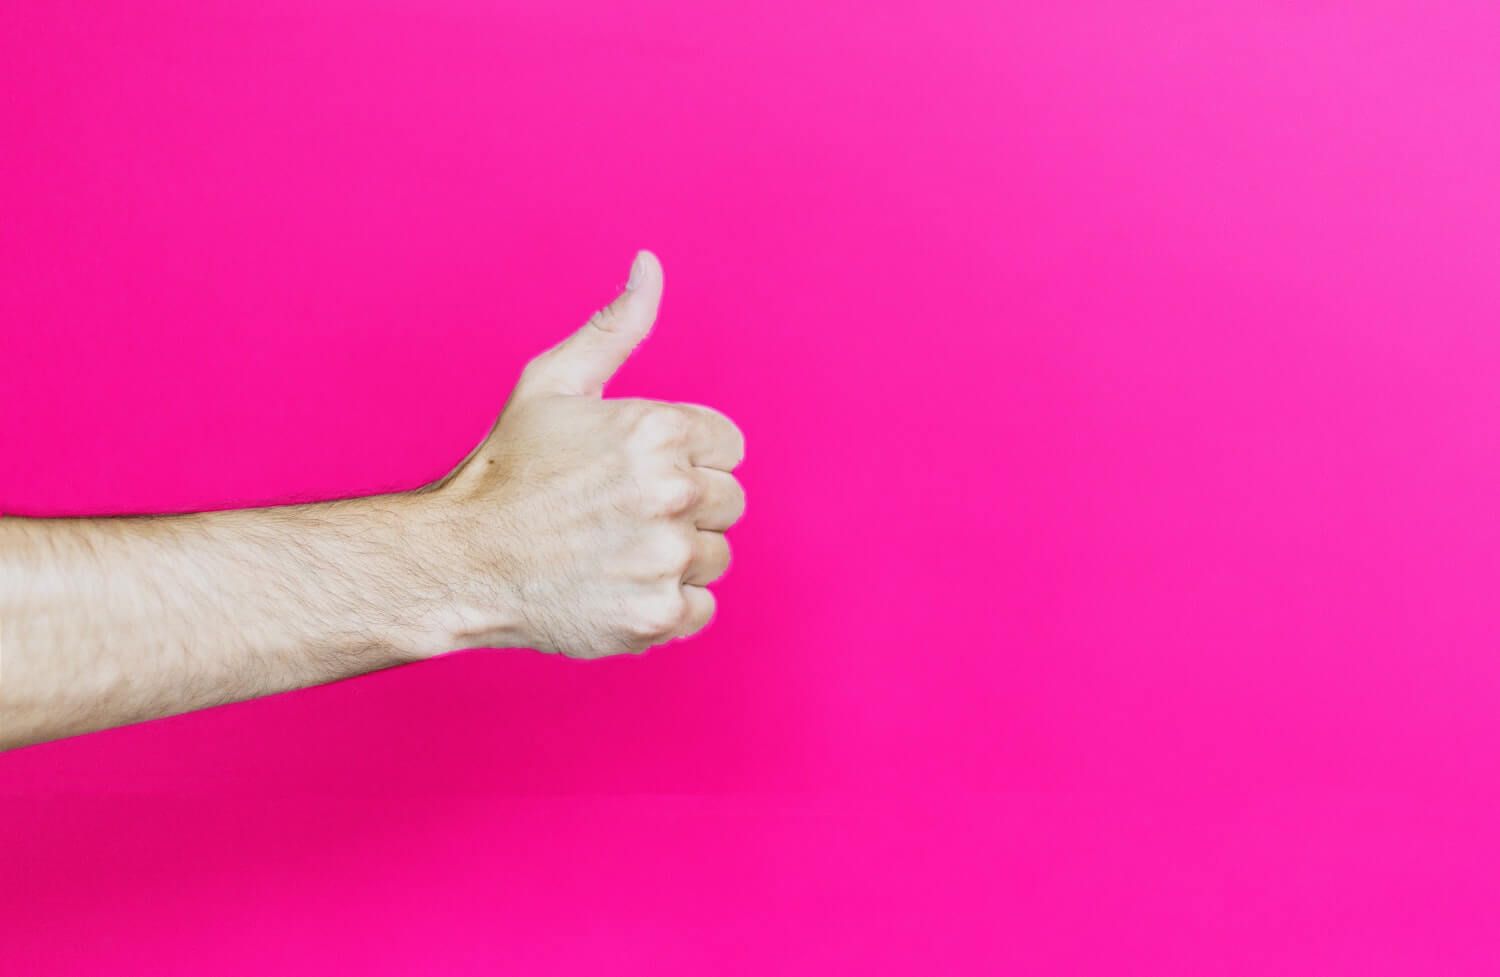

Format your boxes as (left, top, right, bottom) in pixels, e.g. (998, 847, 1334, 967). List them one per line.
(411, 250, 746, 659)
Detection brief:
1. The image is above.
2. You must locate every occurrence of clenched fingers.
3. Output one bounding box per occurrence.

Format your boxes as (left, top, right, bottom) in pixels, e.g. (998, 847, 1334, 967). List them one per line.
(676, 403, 745, 471)
(684, 531, 731, 585)
(676, 585, 716, 639)
(692, 468, 746, 531)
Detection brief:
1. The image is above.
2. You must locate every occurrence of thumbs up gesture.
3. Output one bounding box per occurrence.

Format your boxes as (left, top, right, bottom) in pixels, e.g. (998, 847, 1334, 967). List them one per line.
(412, 251, 746, 659)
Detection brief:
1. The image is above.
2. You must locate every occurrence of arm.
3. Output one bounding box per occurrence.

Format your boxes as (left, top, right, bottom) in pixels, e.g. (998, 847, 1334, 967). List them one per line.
(0, 497, 449, 746)
(0, 251, 746, 750)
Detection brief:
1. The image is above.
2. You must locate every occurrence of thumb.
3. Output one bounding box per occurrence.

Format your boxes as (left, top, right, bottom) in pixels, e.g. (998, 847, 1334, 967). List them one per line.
(521, 250, 663, 397)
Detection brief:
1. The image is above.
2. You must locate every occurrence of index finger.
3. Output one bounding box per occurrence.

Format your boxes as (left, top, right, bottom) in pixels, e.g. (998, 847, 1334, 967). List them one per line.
(676, 403, 745, 471)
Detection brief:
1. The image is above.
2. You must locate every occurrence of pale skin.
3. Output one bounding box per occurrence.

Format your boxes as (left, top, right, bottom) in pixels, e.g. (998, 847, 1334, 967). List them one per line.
(0, 251, 746, 750)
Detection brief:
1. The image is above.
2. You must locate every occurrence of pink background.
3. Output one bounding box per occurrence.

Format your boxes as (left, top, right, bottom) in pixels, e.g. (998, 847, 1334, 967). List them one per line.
(5, 1, 1500, 973)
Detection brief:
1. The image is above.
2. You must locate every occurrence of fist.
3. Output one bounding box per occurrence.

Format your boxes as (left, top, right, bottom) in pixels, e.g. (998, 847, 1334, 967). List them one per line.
(416, 251, 746, 658)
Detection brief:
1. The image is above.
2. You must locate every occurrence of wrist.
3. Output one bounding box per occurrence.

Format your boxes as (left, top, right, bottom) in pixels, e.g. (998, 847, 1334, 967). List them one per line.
(378, 487, 533, 660)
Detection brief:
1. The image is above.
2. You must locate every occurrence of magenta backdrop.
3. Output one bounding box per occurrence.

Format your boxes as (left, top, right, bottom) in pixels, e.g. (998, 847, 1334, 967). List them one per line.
(5, 1, 1500, 973)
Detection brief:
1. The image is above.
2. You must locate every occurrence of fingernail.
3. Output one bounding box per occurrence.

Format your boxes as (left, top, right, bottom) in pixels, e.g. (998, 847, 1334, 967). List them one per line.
(626, 251, 647, 291)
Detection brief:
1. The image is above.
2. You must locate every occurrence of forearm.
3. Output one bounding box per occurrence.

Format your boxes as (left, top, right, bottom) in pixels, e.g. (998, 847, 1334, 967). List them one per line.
(0, 497, 444, 749)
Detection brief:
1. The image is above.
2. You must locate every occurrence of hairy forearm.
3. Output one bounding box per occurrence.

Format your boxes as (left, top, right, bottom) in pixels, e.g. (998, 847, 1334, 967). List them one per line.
(0, 252, 744, 751)
(0, 497, 445, 749)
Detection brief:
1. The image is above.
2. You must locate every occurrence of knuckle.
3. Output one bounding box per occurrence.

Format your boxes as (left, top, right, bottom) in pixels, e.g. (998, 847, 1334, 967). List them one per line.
(519, 354, 553, 386)
(653, 475, 700, 516)
(658, 530, 695, 576)
(628, 591, 686, 638)
(632, 406, 687, 447)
